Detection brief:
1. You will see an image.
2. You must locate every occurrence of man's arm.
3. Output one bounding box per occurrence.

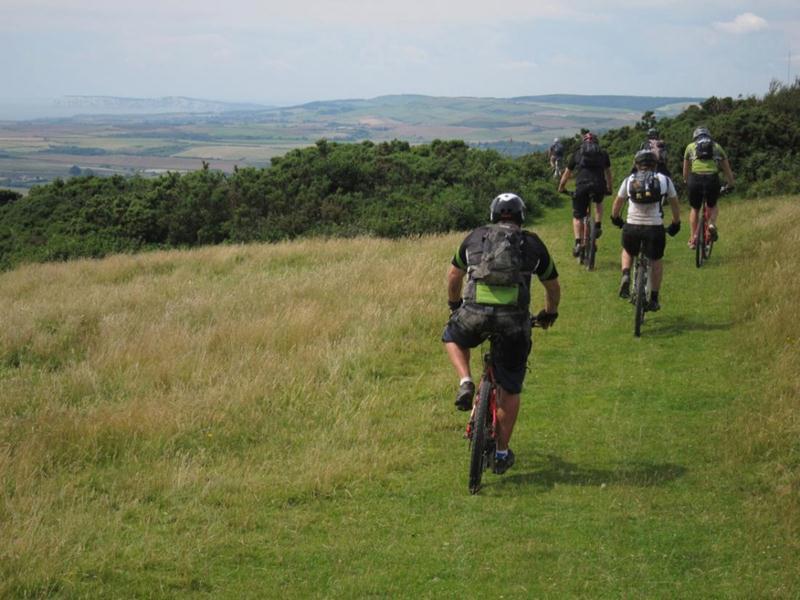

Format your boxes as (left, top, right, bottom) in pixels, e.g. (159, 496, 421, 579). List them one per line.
(611, 194, 626, 221)
(667, 195, 680, 224)
(720, 159, 735, 187)
(541, 278, 560, 314)
(557, 168, 571, 192)
(447, 264, 466, 305)
(604, 166, 613, 194)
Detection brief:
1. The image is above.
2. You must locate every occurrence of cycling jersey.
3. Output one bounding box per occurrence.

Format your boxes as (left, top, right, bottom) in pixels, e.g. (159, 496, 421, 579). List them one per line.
(616, 172, 677, 226)
(684, 141, 729, 175)
(566, 147, 611, 188)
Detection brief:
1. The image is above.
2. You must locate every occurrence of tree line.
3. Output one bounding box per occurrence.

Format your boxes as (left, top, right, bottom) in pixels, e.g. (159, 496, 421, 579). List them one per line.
(1, 80, 798, 270)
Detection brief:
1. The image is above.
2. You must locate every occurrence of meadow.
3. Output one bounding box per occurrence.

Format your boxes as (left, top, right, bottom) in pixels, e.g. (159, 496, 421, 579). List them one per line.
(1, 196, 798, 597)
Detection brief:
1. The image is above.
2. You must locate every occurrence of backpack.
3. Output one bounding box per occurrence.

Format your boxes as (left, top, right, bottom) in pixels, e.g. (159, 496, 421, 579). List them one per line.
(695, 136, 715, 160)
(551, 141, 564, 156)
(578, 139, 605, 168)
(648, 138, 667, 163)
(628, 171, 662, 204)
(469, 224, 523, 285)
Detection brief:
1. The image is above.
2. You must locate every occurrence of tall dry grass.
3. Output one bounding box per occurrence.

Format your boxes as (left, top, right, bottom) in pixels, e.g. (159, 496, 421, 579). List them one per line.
(726, 197, 800, 569)
(0, 235, 459, 592)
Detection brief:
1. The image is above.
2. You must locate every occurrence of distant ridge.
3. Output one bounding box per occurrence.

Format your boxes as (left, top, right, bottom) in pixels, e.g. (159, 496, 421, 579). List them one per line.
(510, 94, 704, 111)
(55, 95, 271, 114)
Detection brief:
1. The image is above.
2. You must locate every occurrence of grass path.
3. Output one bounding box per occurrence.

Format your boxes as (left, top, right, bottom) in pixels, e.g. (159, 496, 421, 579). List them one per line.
(1, 197, 798, 597)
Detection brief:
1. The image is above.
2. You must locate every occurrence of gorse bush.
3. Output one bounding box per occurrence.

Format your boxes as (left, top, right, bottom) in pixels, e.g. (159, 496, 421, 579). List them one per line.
(0, 140, 556, 269)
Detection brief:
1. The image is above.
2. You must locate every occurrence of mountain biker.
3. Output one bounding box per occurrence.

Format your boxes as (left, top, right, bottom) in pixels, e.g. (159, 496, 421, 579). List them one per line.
(558, 132, 613, 257)
(682, 126, 735, 248)
(611, 149, 681, 312)
(442, 193, 560, 475)
(548, 138, 565, 172)
(632, 127, 670, 176)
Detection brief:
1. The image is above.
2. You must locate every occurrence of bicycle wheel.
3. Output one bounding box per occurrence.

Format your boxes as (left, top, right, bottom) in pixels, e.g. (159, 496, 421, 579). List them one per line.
(634, 257, 646, 337)
(695, 210, 705, 268)
(468, 379, 492, 494)
(586, 218, 597, 271)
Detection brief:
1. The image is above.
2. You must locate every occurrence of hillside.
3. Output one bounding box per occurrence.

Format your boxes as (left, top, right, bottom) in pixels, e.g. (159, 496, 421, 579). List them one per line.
(1, 196, 798, 596)
(0, 93, 701, 191)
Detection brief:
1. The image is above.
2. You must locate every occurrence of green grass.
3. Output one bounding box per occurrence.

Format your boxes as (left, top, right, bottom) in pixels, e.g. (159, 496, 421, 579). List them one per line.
(1, 196, 798, 597)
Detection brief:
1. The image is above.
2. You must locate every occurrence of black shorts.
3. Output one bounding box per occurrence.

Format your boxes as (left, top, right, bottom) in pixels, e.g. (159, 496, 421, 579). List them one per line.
(572, 182, 606, 219)
(622, 224, 666, 260)
(687, 172, 721, 210)
(441, 304, 532, 394)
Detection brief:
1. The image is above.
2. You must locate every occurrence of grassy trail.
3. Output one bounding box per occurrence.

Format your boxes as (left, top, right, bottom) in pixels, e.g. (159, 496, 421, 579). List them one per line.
(1, 197, 798, 597)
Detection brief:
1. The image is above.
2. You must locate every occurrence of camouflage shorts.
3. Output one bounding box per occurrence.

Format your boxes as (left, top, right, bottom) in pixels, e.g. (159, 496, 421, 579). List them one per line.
(441, 304, 532, 393)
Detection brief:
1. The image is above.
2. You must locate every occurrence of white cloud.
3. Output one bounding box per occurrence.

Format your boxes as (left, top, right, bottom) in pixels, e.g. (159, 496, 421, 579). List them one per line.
(713, 13, 769, 34)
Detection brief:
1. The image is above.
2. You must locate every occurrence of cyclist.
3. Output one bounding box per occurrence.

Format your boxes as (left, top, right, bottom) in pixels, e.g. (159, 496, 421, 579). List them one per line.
(558, 132, 613, 257)
(611, 149, 681, 312)
(547, 137, 565, 174)
(682, 126, 735, 248)
(442, 193, 560, 474)
(632, 127, 670, 176)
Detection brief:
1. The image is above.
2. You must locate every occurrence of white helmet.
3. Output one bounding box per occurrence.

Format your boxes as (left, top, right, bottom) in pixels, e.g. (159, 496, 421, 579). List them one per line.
(489, 193, 526, 224)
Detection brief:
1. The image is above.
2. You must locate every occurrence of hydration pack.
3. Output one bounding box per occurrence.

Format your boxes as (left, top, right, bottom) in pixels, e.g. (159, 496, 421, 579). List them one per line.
(628, 171, 662, 204)
(695, 136, 715, 160)
(469, 225, 523, 285)
(578, 139, 605, 168)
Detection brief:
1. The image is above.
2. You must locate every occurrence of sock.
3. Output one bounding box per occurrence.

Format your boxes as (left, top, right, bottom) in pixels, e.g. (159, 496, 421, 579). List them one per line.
(595, 221, 602, 228)
(459, 376, 473, 386)
(622, 268, 630, 277)
(496, 449, 509, 460)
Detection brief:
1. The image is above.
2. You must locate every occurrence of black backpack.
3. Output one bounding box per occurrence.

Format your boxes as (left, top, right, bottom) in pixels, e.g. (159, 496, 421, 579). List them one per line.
(578, 140, 605, 168)
(628, 171, 662, 204)
(695, 136, 715, 160)
(468, 224, 524, 287)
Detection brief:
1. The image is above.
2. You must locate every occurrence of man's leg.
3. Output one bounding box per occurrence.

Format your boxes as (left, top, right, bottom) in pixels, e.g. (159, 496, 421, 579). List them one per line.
(495, 387, 520, 452)
(444, 341, 475, 410)
(650, 258, 663, 291)
(689, 207, 699, 245)
(444, 341, 471, 380)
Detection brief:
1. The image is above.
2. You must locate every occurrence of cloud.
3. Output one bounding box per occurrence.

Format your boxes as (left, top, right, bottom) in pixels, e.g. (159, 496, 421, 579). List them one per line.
(713, 13, 768, 34)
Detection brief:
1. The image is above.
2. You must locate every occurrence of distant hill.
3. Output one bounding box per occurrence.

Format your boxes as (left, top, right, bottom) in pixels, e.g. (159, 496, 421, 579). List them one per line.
(55, 95, 271, 115)
(510, 94, 703, 112)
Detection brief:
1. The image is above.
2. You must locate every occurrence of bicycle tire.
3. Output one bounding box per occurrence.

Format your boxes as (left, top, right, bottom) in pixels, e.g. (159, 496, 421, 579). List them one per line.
(468, 379, 492, 494)
(634, 257, 646, 337)
(586, 218, 597, 271)
(695, 210, 705, 268)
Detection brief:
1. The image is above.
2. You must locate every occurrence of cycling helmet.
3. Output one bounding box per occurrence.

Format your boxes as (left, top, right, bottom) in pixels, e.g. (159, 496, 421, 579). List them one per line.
(489, 193, 526, 224)
(583, 132, 597, 143)
(647, 127, 659, 139)
(634, 149, 657, 166)
(693, 126, 711, 140)
(553, 137, 559, 143)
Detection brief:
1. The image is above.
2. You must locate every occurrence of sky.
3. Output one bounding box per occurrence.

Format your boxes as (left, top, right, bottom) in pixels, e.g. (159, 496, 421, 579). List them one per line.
(1, 0, 799, 108)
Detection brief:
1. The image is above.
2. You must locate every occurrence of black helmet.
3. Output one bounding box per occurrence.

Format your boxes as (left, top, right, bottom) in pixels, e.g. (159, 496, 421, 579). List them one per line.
(490, 193, 526, 224)
(693, 126, 711, 140)
(634, 149, 657, 167)
(647, 127, 659, 139)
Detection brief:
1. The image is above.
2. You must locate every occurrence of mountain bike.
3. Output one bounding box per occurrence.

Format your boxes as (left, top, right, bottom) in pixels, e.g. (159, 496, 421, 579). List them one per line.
(465, 316, 541, 494)
(630, 238, 650, 337)
(562, 190, 597, 271)
(694, 185, 730, 268)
